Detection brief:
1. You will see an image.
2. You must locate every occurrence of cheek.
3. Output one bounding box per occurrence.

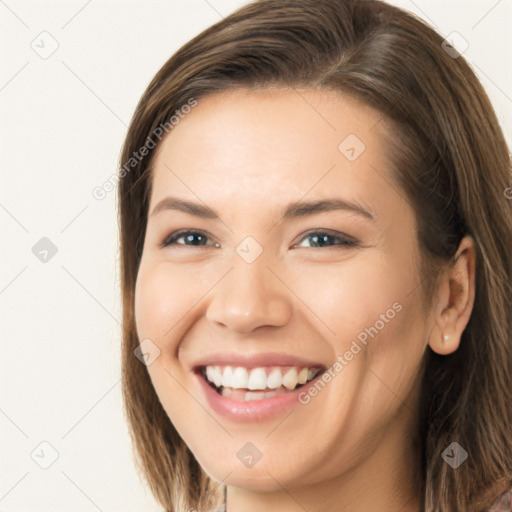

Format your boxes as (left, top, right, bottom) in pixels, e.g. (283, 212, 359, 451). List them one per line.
(133, 261, 209, 437)
(298, 250, 426, 397)
(134, 261, 202, 345)
(288, 254, 416, 349)
(332, 257, 428, 409)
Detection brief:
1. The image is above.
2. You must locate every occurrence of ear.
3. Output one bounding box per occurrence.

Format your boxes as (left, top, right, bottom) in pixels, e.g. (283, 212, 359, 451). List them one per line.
(427, 235, 476, 355)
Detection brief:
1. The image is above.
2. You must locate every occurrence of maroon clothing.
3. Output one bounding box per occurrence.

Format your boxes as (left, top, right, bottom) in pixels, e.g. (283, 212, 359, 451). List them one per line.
(489, 489, 512, 512)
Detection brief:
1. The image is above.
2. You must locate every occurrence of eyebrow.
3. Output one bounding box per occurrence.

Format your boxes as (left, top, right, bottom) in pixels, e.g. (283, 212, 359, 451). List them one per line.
(149, 196, 375, 222)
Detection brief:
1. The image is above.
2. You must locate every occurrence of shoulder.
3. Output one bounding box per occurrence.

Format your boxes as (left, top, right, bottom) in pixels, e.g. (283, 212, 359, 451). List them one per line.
(488, 489, 512, 512)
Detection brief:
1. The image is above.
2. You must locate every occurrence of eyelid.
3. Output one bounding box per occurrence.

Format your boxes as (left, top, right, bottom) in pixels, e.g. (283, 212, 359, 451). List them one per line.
(297, 228, 355, 240)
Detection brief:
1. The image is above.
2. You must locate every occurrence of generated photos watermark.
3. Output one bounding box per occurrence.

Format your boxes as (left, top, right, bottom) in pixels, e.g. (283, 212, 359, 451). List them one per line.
(298, 301, 403, 404)
(92, 97, 198, 201)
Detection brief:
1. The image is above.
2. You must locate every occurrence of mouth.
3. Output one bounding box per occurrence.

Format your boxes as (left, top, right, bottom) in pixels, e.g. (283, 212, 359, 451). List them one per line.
(197, 364, 324, 402)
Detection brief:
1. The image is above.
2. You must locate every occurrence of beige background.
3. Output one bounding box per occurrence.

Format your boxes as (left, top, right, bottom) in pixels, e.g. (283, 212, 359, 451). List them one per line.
(1, 0, 510, 510)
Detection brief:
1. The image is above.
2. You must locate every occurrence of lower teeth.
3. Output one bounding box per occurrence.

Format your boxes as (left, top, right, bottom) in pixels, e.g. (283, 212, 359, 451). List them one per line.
(220, 385, 299, 401)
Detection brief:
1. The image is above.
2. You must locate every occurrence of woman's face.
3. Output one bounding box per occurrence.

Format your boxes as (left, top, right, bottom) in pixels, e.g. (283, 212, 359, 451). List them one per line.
(134, 89, 431, 492)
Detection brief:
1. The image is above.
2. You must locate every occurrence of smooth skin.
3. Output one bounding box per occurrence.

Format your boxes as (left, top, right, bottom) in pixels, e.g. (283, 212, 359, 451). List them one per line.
(134, 88, 476, 512)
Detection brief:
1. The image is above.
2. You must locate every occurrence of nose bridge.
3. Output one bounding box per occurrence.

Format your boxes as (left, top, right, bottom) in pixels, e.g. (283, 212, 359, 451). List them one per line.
(206, 246, 293, 333)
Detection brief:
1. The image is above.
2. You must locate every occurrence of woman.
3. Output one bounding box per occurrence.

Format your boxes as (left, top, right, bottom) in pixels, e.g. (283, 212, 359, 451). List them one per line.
(117, 0, 512, 510)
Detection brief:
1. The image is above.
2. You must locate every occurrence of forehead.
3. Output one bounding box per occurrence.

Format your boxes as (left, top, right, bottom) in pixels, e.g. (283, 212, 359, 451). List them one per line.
(148, 88, 396, 216)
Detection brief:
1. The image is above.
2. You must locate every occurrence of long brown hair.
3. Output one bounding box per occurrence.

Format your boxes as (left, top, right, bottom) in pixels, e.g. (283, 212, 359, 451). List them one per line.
(117, 1, 512, 510)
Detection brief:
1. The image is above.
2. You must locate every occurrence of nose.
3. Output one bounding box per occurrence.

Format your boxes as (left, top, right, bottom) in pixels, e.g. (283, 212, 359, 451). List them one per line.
(205, 254, 293, 334)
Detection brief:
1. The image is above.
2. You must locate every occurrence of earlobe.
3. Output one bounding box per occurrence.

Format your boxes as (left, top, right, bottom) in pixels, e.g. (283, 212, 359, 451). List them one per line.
(429, 307, 460, 355)
(427, 235, 476, 356)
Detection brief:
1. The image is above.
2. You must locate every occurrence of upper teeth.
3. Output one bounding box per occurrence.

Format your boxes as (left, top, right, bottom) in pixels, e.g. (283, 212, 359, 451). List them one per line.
(204, 365, 321, 391)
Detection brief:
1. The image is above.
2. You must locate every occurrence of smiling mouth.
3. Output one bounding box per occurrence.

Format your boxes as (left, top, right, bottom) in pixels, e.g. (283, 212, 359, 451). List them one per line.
(198, 365, 323, 402)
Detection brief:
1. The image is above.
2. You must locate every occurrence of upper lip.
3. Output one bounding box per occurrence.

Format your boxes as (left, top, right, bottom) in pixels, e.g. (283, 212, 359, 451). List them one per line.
(190, 352, 327, 371)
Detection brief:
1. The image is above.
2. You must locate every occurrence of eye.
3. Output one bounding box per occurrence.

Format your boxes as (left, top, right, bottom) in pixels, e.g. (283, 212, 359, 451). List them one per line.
(160, 229, 357, 249)
(161, 230, 219, 248)
(293, 229, 357, 249)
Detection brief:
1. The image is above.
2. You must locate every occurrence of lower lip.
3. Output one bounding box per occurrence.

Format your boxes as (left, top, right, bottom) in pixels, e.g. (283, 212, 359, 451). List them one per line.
(195, 371, 322, 422)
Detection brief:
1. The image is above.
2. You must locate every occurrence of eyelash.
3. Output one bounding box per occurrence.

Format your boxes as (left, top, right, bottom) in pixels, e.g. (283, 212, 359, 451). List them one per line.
(160, 229, 357, 249)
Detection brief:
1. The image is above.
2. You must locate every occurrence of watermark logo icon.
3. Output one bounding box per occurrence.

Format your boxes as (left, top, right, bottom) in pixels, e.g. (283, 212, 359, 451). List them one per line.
(32, 237, 58, 263)
(31, 441, 59, 469)
(236, 236, 263, 264)
(237, 442, 262, 468)
(134, 338, 161, 366)
(441, 32, 469, 59)
(441, 442, 468, 468)
(31, 31, 59, 59)
(338, 134, 366, 161)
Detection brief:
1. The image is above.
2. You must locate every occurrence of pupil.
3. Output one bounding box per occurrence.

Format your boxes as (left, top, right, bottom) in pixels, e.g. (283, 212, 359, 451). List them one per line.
(313, 235, 330, 247)
(187, 234, 205, 245)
